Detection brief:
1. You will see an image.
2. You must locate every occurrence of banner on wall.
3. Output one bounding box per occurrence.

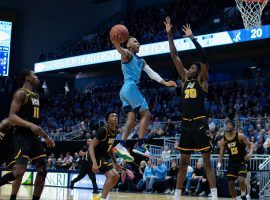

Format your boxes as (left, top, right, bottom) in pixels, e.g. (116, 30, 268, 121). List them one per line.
(1, 170, 32, 185)
(69, 173, 106, 189)
(33, 172, 68, 187)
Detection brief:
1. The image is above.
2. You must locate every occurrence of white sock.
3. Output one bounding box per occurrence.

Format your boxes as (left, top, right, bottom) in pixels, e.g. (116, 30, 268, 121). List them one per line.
(241, 190, 246, 196)
(211, 188, 218, 199)
(173, 189, 181, 200)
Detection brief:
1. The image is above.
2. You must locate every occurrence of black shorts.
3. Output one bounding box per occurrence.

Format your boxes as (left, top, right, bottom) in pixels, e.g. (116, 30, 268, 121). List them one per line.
(91, 155, 113, 174)
(177, 118, 212, 154)
(227, 161, 247, 180)
(13, 128, 46, 165)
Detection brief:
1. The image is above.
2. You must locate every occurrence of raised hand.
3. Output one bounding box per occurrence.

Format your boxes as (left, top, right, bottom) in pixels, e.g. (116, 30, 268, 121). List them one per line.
(164, 16, 172, 34)
(182, 24, 193, 38)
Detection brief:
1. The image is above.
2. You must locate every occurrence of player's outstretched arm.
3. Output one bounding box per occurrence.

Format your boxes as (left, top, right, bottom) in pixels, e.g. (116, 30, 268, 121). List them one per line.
(217, 138, 225, 170)
(182, 24, 209, 82)
(9, 90, 41, 136)
(143, 61, 177, 87)
(239, 133, 253, 161)
(110, 35, 131, 63)
(165, 16, 187, 81)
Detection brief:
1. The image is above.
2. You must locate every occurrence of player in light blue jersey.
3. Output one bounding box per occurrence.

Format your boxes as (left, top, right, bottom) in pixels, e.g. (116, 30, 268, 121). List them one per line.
(111, 35, 177, 161)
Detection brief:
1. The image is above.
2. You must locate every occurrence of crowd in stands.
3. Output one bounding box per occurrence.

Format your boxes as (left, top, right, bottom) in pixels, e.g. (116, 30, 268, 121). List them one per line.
(38, 0, 242, 61)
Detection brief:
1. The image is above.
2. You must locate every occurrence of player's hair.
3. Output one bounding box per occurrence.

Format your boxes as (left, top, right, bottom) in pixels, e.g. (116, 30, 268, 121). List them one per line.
(123, 36, 134, 48)
(19, 68, 32, 86)
(106, 111, 117, 122)
(226, 119, 234, 126)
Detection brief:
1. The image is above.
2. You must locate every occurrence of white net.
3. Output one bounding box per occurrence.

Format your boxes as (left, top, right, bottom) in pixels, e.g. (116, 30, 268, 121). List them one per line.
(235, 0, 268, 29)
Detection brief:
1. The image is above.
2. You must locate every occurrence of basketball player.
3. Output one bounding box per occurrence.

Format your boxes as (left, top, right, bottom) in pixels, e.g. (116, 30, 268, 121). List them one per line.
(0, 118, 24, 200)
(0, 69, 55, 200)
(164, 17, 218, 200)
(111, 31, 177, 160)
(217, 120, 253, 200)
(89, 111, 122, 200)
(70, 139, 99, 194)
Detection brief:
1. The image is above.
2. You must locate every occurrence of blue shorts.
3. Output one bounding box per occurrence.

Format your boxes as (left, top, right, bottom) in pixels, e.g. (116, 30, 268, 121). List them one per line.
(120, 81, 149, 113)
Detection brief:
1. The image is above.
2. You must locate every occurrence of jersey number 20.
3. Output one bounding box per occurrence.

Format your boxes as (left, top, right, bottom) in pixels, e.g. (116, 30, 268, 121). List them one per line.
(185, 88, 197, 99)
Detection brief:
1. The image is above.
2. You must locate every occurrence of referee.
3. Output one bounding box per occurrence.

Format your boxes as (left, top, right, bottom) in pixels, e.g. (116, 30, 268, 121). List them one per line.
(70, 139, 99, 193)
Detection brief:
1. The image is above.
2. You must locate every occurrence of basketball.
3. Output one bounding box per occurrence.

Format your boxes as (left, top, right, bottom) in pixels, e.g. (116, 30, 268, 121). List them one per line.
(110, 24, 129, 43)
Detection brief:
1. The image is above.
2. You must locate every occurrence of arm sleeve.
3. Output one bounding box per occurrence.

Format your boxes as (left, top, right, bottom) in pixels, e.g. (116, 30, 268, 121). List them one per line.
(143, 64, 163, 83)
(95, 127, 107, 141)
(191, 38, 208, 64)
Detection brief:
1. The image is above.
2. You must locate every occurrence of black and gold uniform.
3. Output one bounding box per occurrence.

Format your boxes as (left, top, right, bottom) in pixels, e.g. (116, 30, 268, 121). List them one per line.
(0, 125, 15, 169)
(177, 77, 212, 154)
(13, 88, 46, 165)
(91, 125, 116, 174)
(224, 131, 247, 180)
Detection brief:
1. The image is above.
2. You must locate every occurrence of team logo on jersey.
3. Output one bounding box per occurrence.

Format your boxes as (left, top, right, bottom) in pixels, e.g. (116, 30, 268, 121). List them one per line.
(186, 82, 195, 89)
(31, 98, 40, 106)
(108, 138, 115, 145)
(227, 141, 236, 148)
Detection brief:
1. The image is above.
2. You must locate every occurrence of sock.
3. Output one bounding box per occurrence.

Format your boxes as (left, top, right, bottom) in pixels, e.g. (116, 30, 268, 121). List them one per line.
(138, 138, 144, 147)
(211, 188, 218, 198)
(9, 194, 17, 200)
(32, 196, 40, 200)
(241, 190, 246, 196)
(120, 140, 126, 147)
(173, 189, 181, 200)
(0, 172, 16, 186)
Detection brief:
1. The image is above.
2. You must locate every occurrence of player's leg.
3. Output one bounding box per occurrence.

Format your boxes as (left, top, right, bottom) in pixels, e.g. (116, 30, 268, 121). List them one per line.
(32, 158, 47, 200)
(174, 153, 190, 200)
(245, 172, 251, 199)
(10, 177, 22, 200)
(238, 163, 248, 200)
(122, 111, 137, 141)
(132, 108, 151, 157)
(228, 180, 237, 199)
(194, 119, 217, 199)
(97, 158, 119, 200)
(238, 176, 247, 200)
(87, 171, 99, 193)
(70, 170, 87, 189)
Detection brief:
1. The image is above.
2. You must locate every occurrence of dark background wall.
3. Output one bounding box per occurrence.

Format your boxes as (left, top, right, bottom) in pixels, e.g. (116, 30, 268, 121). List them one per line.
(0, 0, 123, 72)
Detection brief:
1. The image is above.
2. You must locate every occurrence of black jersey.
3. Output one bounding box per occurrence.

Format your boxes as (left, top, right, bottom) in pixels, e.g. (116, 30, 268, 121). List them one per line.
(181, 77, 207, 119)
(95, 126, 117, 157)
(17, 88, 40, 126)
(224, 131, 247, 164)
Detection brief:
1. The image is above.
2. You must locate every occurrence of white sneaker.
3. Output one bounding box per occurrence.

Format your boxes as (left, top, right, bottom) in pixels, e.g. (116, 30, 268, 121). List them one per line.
(113, 143, 134, 162)
(246, 194, 251, 199)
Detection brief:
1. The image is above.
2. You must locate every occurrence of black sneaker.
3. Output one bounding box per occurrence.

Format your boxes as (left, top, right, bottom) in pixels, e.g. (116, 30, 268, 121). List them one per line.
(92, 190, 100, 194)
(70, 181, 74, 189)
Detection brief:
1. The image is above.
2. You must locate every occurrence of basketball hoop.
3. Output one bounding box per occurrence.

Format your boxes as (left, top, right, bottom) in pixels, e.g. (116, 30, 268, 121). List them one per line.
(235, 0, 268, 29)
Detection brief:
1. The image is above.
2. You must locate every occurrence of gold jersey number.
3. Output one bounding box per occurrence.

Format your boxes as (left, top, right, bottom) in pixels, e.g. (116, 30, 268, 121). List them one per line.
(33, 107, 40, 118)
(230, 147, 238, 155)
(184, 88, 197, 99)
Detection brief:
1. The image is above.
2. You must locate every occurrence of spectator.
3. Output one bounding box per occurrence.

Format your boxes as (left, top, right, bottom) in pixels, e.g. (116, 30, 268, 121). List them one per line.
(263, 131, 270, 154)
(145, 158, 167, 192)
(69, 152, 80, 170)
(165, 160, 179, 194)
(62, 152, 73, 169)
(184, 160, 205, 195)
(118, 160, 135, 192)
(137, 160, 154, 191)
(161, 146, 171, 162)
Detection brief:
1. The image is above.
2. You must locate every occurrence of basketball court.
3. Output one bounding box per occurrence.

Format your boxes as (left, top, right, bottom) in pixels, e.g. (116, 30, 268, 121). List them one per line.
(0, 185, 233, 200)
